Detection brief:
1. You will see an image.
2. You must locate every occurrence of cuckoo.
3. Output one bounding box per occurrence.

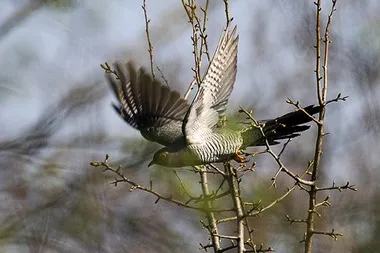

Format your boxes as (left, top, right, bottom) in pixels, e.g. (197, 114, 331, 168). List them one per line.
(106, 25, 319, 167)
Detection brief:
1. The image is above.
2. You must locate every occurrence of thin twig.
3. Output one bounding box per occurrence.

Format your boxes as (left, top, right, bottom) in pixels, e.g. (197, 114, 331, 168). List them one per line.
(100, 62, 120, 79)
(207, 163, 227, 176)
(286, 98, 320, 125)
(184, 79, 198, 100)
(194, 0, 211, 62)
(142, 0, 155, 78)
(156, 66, 170, 86)
(223, 0, 231, 26)
(90, 156, 233, 213)
(316, 181, 357, 192)
(248, 185, 297, 217)
(239, 107, 314, 187)
(182, 0, 202, 85)
(312, 229, 343, 240)
(173, 170, 194, 199)
(286, 215, 308, 225)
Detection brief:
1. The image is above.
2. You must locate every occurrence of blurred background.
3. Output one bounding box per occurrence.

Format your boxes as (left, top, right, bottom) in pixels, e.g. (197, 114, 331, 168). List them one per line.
(0, 0, 379, 252)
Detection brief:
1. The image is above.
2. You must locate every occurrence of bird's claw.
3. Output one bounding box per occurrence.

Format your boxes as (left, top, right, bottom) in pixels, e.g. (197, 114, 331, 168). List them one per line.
(233, 149, 249, 163)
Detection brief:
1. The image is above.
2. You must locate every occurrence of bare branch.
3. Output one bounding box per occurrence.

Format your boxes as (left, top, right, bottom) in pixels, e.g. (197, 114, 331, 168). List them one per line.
(197, 166, 222, 251)
(184, 79, 198, 100)
(182, 0, 202, 85)
(239, 107, 314, 187)
(207, 163, 227, 176)
(226, 163, 245, 252)
(100, 62, 120, 79)
(312, 229, 343, 240)
(286, 98, 321, 125)
(316, 181, 357, 192)
(90, 156, 233, 213)
(173, 170, 196, 199)
(286, 215, 307, 225)
(223, 0, 232, 26)
(142, 0, 155, 78)
(248, 185, 297, 217)
(156, 65, 170, 86)
(305, 1, 338, 252)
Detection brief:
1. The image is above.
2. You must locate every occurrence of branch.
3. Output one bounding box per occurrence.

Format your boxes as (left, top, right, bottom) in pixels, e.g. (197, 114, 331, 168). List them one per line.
(312, 229, 343, 240)
(184, 79, 197, 100)
(197, 166, 222, 251)
(173, 170, 197, 200)
(142, 0, 155, 78)
(182, 0, 202, 85)
(218, 183, 299, 222)
(223, 0, 232, 26)
(238, 107, 314, 187)
(286, 93, 349, 125)
(207, 163, 227, 176)
(305, 1, 338, 252)
(100, 62, 120, 79)
(226, 163, 245, 252)
(156, 65, 170, 86)
(90, 155, 233, 213)
(286, 98, 321, 125)
(181, 2, 224, 251)
(286, 215, 307, 225)
(247, 185, 297, 217)
(193, 0, 210, 62)
(316, 181, 357, 192)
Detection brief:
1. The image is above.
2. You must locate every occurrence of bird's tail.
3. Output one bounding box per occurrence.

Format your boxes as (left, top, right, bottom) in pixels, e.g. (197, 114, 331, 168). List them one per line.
(242, 105, 320, 147)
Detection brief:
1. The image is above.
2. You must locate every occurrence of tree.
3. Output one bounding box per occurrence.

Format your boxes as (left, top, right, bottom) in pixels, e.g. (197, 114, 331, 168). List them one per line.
(92, 1, 354, 252)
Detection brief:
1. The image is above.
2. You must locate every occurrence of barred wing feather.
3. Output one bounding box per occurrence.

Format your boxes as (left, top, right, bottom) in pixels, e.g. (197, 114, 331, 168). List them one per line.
(183, 25, 239, 144)
(107, 62, 190, 146)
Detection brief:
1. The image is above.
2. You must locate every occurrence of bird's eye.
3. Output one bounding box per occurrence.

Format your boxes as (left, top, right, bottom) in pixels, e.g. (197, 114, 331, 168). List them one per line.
(159, 152, 168, 159)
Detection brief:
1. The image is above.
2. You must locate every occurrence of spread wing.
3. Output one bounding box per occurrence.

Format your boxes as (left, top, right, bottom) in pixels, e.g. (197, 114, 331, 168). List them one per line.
(107, 61, 190, 146)
(183, 25, 239, 144)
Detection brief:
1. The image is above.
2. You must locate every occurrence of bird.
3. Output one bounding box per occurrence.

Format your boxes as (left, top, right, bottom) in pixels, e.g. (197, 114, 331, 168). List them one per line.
(106, 24, 320, 168)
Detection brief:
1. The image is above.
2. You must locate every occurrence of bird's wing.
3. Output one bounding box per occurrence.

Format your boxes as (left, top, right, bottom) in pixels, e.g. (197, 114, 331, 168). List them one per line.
(107, 61, 190, 146)
(183, 25, 239, 144)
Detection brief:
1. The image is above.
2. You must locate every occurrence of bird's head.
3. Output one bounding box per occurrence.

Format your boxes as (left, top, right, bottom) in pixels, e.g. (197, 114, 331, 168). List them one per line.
(148, 147, 201, 168)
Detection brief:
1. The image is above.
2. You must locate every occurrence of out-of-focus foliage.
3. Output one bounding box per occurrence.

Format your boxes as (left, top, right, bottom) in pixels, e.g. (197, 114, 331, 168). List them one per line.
(0, 0, 379, 252)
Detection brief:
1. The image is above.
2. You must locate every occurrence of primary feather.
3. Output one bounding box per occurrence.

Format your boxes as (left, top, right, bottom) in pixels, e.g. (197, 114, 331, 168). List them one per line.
(107, 62, 189, 146)
(184, 25, 239, 145)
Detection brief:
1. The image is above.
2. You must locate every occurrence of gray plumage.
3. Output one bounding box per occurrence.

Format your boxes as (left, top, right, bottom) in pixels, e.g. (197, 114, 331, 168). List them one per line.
(107, 62, 189, 146)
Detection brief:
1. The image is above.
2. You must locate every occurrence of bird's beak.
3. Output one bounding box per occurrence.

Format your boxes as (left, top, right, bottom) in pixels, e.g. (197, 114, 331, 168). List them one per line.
(148, 160, 155, 167)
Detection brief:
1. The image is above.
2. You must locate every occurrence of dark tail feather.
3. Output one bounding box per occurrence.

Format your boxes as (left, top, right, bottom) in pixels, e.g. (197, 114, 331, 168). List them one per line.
(257, 105, 319, 145)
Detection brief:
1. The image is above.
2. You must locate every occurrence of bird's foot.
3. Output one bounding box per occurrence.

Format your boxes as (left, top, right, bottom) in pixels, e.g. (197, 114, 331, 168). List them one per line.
(233, 149, 249, 163)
